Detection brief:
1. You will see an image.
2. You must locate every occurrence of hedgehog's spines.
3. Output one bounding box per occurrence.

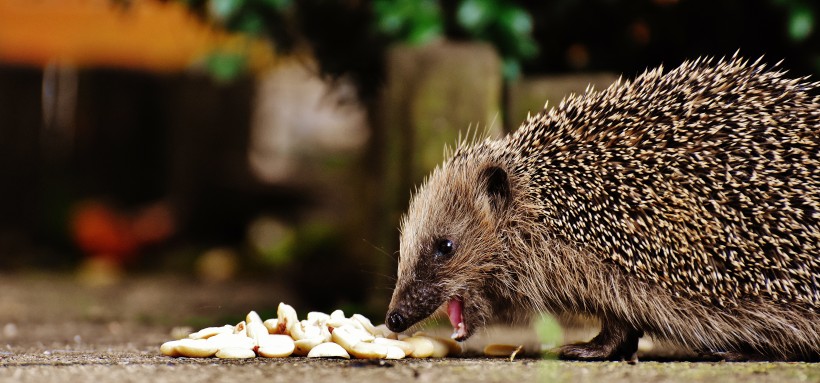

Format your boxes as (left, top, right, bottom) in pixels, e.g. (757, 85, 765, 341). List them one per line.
(500, 55, 819, 308)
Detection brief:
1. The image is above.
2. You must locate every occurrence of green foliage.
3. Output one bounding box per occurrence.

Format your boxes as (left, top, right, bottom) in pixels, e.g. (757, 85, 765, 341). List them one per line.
(182, 0, 538, 81)
(455, 0, 537, 79)
(185, 0, 294, 35)
(182, 1, 819, 82)
(180, 0, 296, 81)
(373, 0, 444, 45)
(207, 0, 243, 22)
(203, 51, 247, 83)
(374, 0, 538, 79)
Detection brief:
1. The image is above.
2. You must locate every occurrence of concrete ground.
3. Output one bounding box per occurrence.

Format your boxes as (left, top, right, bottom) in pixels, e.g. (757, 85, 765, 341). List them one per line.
(0, 273, 817, 383)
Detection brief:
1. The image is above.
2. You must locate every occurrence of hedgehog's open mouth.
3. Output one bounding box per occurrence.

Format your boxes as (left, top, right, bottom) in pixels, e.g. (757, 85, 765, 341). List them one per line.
(447, 297, 468, 340)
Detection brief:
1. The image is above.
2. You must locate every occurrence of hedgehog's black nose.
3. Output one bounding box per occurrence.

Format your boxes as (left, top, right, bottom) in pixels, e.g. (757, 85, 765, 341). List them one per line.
(386, 311, 408, 332)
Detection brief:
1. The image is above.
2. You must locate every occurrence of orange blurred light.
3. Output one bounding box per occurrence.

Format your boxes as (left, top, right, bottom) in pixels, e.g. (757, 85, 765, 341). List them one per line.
(0, 0, 272, 72)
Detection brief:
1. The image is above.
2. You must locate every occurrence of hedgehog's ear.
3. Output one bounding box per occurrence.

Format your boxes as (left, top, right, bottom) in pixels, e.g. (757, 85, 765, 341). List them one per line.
(481, 166, 510, 211)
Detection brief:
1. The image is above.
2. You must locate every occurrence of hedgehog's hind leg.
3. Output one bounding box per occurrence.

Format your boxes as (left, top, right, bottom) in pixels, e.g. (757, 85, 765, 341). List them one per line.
(558, 320, 643, 362)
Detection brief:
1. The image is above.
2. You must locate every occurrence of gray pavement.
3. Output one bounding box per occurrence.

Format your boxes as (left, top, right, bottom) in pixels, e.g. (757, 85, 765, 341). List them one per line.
(0, 273, 817, 383)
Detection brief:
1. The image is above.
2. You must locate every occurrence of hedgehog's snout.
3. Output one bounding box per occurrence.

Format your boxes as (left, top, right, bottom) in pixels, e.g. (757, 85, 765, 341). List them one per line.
(385, 310, 409, 332)
(387, 280, 445, 333)
(385, 283, 416, 332)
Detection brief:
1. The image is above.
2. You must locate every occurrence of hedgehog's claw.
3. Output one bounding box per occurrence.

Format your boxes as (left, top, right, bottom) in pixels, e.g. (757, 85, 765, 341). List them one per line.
(558, 343, 634, 362)
(558, 323, 642, 362)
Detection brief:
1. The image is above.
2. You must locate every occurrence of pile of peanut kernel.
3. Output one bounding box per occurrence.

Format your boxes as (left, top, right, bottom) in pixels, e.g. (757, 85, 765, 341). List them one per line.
(160, 302, 461, 359)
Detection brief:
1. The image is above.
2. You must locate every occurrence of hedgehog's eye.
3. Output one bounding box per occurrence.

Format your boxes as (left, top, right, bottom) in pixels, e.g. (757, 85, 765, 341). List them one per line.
(435, 239, 454, 257)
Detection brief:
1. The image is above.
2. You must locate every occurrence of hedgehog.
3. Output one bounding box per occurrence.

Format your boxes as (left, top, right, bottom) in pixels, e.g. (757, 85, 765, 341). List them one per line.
(384, 55, 819, 362)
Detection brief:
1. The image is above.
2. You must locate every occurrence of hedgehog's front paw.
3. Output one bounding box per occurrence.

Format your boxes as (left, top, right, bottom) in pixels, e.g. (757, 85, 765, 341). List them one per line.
(558, 342, 626, 361)
(558, 323, 642, 362)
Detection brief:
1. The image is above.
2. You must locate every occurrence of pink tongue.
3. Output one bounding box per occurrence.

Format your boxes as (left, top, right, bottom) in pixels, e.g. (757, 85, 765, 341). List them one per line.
(447, 298, 463, 328)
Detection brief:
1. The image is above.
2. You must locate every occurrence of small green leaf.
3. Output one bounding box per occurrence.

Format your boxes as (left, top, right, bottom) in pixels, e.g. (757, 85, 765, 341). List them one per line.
(457, 0, 493, 32)
(372, 0, 395, 15)
(374, 0, 413, 36)
(788, 7, 814, 41)
(499, 6, 533, 36)
(377, 12, 406, 35)
(502, 58, 521, 80)
(406, 17, 443, 45)
(515, 37, 539, 59)
(493, 5, 537, 60)
(205, 52, 247, 83)
(535, 314, 563, 351)
(236, 12, 264, 35)
(208, 0, 244, 22)
(374, 0, 443, 44)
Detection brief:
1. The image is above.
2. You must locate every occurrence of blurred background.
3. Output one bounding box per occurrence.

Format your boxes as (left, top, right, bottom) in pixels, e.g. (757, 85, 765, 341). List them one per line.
(0, 0, 818, 324)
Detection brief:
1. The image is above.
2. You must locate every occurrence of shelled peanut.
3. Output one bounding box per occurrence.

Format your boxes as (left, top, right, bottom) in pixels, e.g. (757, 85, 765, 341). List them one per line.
(160, 302, 461, 360)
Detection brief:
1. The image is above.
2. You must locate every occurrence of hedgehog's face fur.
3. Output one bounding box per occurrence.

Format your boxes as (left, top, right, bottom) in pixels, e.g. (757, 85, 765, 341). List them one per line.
(386, 145, 523, 340)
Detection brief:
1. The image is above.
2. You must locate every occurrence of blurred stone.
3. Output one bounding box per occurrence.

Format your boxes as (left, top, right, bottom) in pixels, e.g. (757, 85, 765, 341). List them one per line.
(70, 201, 137, 263)
(249, 59, 369, 184)
(195, 247, 239, 283)
(2, 323, 17, 339)
(130, 201, 176, 246)
(76, 256, 124, 287)
(247, 215, 295, 267)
